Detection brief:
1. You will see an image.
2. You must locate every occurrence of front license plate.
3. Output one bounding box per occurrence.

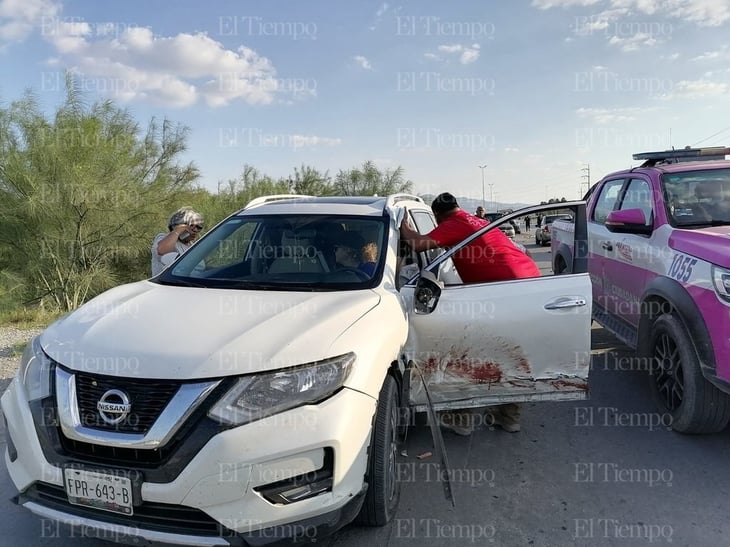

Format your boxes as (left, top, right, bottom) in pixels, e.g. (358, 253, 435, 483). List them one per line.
(64, 468, 133, 515)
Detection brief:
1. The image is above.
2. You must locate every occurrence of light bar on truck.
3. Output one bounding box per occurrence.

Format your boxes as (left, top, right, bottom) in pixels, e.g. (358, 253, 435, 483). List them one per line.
(633, 146, 730, 167)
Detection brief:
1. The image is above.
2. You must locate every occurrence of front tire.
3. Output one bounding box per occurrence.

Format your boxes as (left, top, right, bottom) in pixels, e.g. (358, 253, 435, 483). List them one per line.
(648, 314, 730, 434)
(355, 374, 401, 525)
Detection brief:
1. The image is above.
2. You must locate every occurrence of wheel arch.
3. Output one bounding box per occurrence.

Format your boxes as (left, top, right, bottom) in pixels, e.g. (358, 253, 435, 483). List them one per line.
(639, 276, 722, 389)
(552, 243, 573, 274)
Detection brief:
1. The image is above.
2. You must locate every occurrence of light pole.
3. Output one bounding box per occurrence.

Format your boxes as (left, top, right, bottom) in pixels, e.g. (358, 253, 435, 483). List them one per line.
(479, 164, 487, 209)
(488, 183, 494, 211)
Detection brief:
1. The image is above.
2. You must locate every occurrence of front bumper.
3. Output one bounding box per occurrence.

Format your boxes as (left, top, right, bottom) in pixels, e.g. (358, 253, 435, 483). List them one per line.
(2, 378, 377, 543)
(15, 486, 366, 546)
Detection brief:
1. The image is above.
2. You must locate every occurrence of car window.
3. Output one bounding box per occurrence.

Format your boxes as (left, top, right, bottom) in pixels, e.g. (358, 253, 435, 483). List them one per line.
(408, 209, 462, 285)
(157, 214, 387, 290)
(592, 179, 625, 224)
(410, 210, 443, 264)
(620, 178, 653, 226)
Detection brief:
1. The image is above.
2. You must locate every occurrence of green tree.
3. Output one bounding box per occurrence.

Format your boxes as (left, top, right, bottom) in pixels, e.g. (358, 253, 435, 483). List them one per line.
(289, 164, 333, 196)
(0, 84, 199, 312)
(333, 161, 412, 196)
(219, 164, 290, 208)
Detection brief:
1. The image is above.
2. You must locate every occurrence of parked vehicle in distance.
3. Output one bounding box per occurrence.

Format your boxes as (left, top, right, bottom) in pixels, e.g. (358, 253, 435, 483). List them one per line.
(551, 146, 730, 434)
(2, 195, 592, 545)
(484, 212, 516, 238)
(535, 213, 573, 246)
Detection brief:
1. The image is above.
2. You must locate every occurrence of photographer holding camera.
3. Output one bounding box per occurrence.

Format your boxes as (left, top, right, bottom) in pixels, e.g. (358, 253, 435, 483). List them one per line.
(151, 206, 204, 276)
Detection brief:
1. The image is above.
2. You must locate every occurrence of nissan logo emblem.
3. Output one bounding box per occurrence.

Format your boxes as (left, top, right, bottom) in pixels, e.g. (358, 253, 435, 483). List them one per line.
(97, 389, 132, 425)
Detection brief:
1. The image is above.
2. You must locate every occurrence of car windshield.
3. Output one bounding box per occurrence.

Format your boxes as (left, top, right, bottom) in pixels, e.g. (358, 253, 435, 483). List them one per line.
(663, 168, 730, 226)
(155, 214, 388, 290)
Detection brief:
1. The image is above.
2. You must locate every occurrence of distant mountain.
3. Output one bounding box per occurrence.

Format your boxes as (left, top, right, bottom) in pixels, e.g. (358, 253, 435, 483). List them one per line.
(419, 194, 530, 214)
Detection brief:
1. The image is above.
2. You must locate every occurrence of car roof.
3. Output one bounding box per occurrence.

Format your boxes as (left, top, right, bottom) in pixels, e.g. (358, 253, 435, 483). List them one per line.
(237, 194, 428, 217)
(605, 159, 730, 179)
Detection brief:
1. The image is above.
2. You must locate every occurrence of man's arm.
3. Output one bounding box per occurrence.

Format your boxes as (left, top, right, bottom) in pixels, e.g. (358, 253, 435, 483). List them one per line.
(155, 226, 189, 255)
(400, 217, 441, 252)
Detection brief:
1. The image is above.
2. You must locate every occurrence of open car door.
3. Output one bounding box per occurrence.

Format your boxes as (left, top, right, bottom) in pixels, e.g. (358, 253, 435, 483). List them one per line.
(401, 201, 592, 411)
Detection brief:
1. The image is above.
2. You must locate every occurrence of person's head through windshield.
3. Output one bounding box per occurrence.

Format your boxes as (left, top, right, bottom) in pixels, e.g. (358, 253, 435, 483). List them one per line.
(475, 206, 485, 218)
(335, 232, 364, 268)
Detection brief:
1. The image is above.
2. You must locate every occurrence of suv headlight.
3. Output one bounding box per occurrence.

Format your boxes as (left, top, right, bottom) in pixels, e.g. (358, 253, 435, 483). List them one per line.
(208, 352, 355, 426)
(712, 266, 730, 304)
(18, 336, 53, 402)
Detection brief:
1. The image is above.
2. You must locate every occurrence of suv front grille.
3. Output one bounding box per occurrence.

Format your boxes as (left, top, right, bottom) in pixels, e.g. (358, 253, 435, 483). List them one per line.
(75, 374, 179, 433)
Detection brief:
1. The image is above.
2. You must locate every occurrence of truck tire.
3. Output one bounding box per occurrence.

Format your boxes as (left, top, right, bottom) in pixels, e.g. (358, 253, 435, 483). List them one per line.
(355, 374, 401, 525)
(648, 313, 730, 434)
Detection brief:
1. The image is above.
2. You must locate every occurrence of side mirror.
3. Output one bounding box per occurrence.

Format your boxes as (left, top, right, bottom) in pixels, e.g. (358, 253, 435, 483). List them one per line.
(160, 252, 179, 267)
(414, 270, 443, 315)
(605, 208, 653, 235)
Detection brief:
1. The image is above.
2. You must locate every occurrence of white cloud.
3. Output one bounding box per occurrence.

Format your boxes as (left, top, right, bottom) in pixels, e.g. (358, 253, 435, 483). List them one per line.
(532, 0, 603, 7)
(438, 44, 463, 54)
(369, 2, 391, 30)
(434, 43, 481, 64)
(289, 135, 342, 149)
(41, 21, 298, 107)
(667, 79, 729, 98)
(353, 55, 372, 70)
(534, 0, 730, 27)
(576, 106, 642, 123)
(661, 52, 680, 61)
(691, 46, 730, 62)
(0, 0, 59, 45)
(608, 32, 659, 52)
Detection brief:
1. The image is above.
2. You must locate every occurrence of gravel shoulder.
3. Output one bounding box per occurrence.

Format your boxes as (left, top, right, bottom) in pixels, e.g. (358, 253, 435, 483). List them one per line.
(0, 326, 43, 393)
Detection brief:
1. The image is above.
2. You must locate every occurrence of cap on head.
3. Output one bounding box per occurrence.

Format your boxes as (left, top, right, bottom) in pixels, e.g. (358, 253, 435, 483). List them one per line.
(431, 192, 459, 215)
(168, 206, 203, 231)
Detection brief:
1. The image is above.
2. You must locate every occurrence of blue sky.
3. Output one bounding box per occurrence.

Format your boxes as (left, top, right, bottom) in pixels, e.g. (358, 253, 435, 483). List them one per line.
(2, 0, 730, 207)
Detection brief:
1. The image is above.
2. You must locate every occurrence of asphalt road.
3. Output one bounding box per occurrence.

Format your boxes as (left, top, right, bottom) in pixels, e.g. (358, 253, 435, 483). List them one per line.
(2, 237, 728, 546)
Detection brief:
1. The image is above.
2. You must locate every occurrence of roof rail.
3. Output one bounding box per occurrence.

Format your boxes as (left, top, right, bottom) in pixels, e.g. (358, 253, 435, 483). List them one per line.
(243, 194, 314, 210)
(387, 193, 425, 206)
(633, 146, 730, 167)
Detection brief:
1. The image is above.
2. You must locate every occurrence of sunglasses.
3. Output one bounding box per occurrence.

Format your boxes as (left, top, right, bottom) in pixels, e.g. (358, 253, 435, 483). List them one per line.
(190, 224, 204, 230)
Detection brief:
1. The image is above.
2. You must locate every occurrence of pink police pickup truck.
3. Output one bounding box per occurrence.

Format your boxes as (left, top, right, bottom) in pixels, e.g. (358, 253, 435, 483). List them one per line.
(551, 146, 730, 434)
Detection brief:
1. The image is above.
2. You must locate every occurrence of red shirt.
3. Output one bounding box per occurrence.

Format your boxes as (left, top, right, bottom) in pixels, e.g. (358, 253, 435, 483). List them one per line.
(428, 210, 540, 283)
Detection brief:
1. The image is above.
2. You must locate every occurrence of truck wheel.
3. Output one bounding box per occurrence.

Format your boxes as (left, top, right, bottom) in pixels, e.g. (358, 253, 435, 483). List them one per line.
(355, 374, 401, 525)
(648, 314, 730, 434)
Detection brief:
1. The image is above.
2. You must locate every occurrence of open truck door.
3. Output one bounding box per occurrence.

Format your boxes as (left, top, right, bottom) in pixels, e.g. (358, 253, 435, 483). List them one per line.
(400, 201, 591, 412)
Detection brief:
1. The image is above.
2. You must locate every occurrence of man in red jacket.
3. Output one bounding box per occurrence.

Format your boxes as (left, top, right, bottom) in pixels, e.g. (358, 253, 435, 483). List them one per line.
(400, 192, 539, 434)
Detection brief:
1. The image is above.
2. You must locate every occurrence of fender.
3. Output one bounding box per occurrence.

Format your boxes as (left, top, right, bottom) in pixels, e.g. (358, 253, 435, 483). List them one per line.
(552, 242, 574, 274)
(639, 276, 730, 392)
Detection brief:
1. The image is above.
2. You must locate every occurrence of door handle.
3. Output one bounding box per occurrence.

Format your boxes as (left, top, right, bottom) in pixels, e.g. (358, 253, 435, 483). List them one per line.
(601, 241, 613, 251)
(545, 297, 587, 310)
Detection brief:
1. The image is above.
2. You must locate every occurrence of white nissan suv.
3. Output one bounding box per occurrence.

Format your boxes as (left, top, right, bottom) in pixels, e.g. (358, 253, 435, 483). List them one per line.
(2, 194, 592, 545)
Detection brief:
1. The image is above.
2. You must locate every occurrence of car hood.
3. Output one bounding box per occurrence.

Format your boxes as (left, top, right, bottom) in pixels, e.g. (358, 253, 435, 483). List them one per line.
(41, 281, 380, 379)
(669, 226, 730, 269)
